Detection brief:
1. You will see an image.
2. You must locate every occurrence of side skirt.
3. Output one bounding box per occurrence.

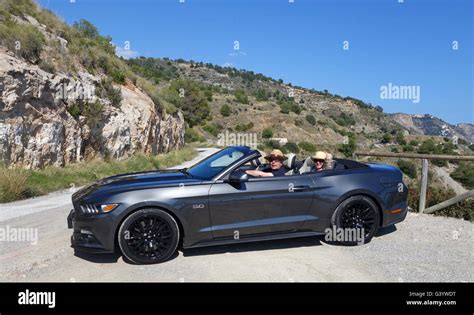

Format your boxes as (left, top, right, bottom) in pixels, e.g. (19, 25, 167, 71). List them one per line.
(184, 231, 325, 249)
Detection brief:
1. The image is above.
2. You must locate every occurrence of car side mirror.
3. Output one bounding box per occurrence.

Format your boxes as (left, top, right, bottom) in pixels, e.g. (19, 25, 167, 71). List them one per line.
(225, 170, 249, 183)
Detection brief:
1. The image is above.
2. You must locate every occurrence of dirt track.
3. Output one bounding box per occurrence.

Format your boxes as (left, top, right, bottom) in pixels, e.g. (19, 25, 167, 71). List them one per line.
(0, 148, 472, 282)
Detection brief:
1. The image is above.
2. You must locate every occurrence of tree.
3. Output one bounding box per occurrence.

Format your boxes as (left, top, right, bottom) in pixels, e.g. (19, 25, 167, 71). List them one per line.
(72, 19, 99, 39)
(164, 80, 210, 127)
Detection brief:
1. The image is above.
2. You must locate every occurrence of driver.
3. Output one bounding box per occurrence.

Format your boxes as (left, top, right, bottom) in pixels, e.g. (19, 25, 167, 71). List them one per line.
(246, 149, 287, 177)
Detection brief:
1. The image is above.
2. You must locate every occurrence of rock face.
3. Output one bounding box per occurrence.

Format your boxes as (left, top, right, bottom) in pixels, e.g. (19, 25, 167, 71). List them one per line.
(0, 50, 184, 169)
(390, 113, 474, 143)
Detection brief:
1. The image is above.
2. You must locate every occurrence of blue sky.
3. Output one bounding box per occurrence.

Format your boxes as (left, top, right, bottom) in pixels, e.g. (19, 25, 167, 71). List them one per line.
(38, 0, 473, 125)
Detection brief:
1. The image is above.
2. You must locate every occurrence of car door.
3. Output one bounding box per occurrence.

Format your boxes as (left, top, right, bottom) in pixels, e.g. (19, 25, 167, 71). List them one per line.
(208, 173, 315, 239)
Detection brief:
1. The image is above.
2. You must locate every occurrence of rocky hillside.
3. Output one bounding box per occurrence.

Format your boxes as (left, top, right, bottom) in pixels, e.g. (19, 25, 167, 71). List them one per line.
(0, 1, 184, 169)
(390, 113, 474, 143)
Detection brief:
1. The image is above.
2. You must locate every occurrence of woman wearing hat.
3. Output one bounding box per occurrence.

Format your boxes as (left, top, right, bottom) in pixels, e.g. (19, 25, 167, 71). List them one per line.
(312, 151, 327, 172)
(246, 149, 288, 177)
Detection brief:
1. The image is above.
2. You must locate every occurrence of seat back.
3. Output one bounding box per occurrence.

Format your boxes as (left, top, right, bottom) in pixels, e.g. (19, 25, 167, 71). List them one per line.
(298, 157, 314, 174)
(324, 153, 334, 170)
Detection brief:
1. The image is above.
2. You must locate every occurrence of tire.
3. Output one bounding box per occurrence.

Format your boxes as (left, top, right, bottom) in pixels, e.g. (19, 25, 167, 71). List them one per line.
(330, 195, 380, 246)
(118, 208, 180, 264)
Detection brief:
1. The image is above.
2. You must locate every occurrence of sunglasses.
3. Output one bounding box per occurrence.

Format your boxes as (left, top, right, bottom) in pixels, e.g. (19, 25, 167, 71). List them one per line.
(313, 159, 325, 163)
(268, 157, 282, 162)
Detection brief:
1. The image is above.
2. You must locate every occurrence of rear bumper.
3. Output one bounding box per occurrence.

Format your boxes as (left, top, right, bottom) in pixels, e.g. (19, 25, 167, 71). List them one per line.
(382, 204, 409, 227)
(67, 209, 116, 253)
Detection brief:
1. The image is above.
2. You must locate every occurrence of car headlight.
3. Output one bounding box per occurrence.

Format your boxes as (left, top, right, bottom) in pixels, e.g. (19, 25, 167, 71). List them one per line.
(80, 203, 119, 214)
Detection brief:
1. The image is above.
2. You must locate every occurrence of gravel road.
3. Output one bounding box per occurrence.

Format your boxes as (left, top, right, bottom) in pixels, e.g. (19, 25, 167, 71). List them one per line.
(0, 147, 472, 282)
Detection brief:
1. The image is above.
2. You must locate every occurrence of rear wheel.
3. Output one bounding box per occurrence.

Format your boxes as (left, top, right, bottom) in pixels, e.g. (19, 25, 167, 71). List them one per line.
(330, 195, 380, 246)
(118, 208, 179, 264)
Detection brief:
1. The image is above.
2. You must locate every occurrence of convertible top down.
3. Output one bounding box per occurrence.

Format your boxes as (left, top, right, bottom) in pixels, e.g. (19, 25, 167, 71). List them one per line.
(67, 146, 409, 264)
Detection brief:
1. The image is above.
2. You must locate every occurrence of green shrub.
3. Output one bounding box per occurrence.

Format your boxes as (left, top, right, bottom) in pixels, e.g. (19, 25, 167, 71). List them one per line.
(417, 139, 436, 154)
(83, 101, 104, 127)
(397, 159, 417, 179)
(234, 89, 249, 104)
(305, 114, 316, 125)
(220, 104, 231, 117)
(408, 186, 473, 221)
(409, 140, 419, 146)
(0, 18, 45, 63)
(111, 70, 126, 84)
(262, 128, 273, 139)
(451, 162, 474, 189)
(184, 128, 205, 143)
(396, 131, 406, 145)
(338, 134, 357, 157)
(332, 112, 355, 127)
(381, 133, 392, 144)
(235, 122, 254, 132)
(283, 142, 299, 153)
(38, 60, 56, 73)
(255, 88, 269, 102)
(67, 102, 82, 119)
(298, 141, 316, 153)
(203, 123, 223, 137)
(402, 144, 414, 152)
(163, 80, 210, 127)
(278, 100, 301, 114)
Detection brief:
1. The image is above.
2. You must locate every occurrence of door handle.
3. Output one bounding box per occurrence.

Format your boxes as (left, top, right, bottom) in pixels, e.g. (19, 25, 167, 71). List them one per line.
(292, 185, 311, 192)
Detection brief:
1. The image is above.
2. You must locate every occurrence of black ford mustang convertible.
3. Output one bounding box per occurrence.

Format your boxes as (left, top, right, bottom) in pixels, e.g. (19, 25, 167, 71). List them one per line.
(67, 146, 408, 264)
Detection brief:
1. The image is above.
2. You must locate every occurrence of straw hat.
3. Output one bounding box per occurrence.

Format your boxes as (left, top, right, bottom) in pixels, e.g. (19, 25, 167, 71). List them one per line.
(264, 149, 288, 161)
(311, 151, 327, 161)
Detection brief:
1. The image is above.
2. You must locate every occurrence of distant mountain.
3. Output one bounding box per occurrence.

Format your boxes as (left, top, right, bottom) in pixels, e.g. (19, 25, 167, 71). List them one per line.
(390, 113, 474, 143)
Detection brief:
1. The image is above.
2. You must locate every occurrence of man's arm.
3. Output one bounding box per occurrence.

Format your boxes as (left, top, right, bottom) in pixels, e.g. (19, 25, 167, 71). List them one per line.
(245, 170, 274, 177)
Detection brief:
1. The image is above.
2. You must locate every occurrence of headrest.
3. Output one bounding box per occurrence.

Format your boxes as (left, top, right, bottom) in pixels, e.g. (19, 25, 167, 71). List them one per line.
(305, 156, 315, 167)
(283, 153, 296, 169)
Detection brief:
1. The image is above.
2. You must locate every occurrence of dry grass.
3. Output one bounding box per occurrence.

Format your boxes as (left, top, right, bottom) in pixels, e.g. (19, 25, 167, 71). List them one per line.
(0, 145, 197, 203)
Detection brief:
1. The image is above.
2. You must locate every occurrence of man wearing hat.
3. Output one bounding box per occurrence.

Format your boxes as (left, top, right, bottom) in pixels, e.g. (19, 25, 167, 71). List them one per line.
(246, 149, 287, 177)
(312, 151, 327, 172)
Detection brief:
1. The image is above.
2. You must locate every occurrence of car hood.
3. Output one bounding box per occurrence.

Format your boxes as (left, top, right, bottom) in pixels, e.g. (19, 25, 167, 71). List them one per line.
(73, 169, 202, 201)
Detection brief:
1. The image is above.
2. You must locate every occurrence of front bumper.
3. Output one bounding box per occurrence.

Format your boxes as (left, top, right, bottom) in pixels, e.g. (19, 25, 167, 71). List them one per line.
(67, 209, 116, 253)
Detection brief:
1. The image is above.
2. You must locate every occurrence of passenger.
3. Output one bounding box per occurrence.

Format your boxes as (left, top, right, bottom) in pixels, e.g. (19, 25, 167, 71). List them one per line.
(312, 151, 327, 172)
(246, 149, 287, 177)
(324, 153, 334, 170)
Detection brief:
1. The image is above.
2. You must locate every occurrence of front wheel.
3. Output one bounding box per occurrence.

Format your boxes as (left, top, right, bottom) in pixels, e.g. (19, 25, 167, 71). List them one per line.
(330, 195, 380, 246)
(118, 208, 180, 264)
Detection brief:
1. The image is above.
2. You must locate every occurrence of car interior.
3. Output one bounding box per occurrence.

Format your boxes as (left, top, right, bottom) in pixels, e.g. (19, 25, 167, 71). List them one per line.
(237, 152, 367, 177)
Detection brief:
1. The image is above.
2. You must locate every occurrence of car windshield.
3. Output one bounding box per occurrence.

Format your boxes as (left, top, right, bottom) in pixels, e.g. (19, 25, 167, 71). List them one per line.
(187, 147, 250, 180)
